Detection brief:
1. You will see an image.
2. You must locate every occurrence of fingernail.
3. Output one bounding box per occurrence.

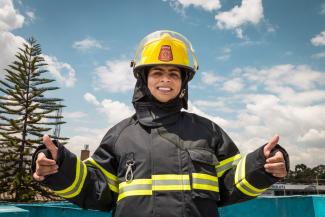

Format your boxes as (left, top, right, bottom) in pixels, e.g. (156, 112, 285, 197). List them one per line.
(264, 164, 268, 169)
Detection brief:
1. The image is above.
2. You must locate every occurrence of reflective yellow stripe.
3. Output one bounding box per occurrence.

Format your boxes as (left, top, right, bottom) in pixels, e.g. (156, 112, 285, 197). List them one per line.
(242, 178, 266, 193)
(192, 183, 219, 192)
(152, 174, 191, 191)
(119, 179, 152, 188)
(192, 173, 218, 182)
(216, 154, 241, 177)
(85, 157, 118, 193)
(234, 155, 246, 184)
(118, 190, 152, 201)
(118, 174, 193, 202)
(218, 154, 241, 167)
(234, 155, 266, 197)
(152, 174, 189, 180)
(236, 182, 257, 197)
(152, 185, 191, 191)
(118, 179, 152, 201)
(192, 173, 219, 192)
(54, 158, 87, 198)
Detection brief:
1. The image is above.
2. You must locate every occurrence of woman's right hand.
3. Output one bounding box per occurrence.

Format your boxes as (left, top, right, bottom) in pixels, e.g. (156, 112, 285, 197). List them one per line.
(32, 135, 59, 181)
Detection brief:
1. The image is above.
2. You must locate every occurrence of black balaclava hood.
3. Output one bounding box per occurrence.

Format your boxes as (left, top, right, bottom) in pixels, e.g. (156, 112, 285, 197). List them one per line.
(132, 68, 189, 127)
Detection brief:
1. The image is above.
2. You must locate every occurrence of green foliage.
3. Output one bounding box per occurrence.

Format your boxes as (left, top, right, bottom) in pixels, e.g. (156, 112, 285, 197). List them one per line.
(0, 37, 68, 202)
(286, 164, 325, 184)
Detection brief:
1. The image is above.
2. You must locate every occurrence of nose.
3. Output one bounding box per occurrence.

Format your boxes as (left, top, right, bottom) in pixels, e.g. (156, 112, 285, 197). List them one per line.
(160, 74, 171, 83)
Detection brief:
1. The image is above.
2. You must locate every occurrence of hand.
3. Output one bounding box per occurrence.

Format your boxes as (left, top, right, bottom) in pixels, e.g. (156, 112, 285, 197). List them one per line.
(263, 135, 287, 178)
(33, 135, 59, 181)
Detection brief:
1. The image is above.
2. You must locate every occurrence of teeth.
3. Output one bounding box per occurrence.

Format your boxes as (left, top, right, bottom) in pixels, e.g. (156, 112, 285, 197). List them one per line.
(158, 87, 171, 91)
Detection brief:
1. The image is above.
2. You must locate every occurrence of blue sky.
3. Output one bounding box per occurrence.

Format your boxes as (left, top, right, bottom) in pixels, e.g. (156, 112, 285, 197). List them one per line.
(1, 0, 325, 168)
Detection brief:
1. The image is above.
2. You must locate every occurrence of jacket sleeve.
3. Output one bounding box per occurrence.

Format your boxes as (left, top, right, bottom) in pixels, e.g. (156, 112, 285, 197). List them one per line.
(214, 127, 289, 207)
(31, 127, 120, 211)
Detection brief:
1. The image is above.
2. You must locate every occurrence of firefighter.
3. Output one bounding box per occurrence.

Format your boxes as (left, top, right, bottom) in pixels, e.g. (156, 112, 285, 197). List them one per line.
(32, 30, 289, 217)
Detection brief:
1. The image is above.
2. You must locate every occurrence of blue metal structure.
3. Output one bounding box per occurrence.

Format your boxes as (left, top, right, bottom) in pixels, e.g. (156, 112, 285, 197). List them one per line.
(1, 196, 324, 217)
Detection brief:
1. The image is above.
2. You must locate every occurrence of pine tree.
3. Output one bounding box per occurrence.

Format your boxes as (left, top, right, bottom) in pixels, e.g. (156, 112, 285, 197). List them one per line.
(0, 38, 68, 201)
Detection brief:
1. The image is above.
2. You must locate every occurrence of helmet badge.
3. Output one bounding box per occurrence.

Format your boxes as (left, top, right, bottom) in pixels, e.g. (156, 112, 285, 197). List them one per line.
(158, 45, 173, 62)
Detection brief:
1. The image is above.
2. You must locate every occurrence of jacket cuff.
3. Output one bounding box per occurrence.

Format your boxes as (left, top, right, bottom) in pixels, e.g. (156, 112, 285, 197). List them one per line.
(245, 145, 279, 189)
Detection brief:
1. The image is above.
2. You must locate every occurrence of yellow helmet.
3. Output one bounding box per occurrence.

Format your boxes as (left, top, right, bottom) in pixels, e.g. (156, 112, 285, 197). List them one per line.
(131, 30, 199, 81)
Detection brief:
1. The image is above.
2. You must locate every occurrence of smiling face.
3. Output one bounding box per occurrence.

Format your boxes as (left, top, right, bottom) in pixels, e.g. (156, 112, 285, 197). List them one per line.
(147, 65, 182, 103)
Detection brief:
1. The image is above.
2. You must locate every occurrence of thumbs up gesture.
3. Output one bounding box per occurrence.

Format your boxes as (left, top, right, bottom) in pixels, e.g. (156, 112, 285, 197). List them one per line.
(33, 135, 59, 181)
(263, 135, 287, 178)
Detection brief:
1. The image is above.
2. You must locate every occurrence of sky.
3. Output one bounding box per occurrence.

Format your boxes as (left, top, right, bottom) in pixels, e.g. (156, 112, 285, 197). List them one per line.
(1, 0, 325, 169)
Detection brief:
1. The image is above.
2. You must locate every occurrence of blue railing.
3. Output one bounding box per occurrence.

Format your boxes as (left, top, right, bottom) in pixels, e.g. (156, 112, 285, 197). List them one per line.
(1, 195, 324, 217)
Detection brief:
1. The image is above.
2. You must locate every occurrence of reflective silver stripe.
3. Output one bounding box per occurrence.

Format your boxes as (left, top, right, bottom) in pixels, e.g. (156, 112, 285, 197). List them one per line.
(235, 156, 246, 183)
(54, 159, 87, 198)
(236, 180, 264, 196)
(192, 178, 218, 187)
(217, 157, 241, 176)
(217, 154, 241, 177)
(119, 184, 152, 194)
(234, 155, 267, 197)
(152, 179, 191, 186)
(84, 158, 118, 193)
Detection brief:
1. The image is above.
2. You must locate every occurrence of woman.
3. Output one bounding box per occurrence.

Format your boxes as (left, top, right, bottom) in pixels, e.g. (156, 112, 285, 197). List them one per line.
(32, 30, 289, 217)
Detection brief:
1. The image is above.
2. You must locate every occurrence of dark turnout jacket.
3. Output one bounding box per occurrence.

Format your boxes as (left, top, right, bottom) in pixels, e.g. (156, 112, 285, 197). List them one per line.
(32, 76, 289, 217)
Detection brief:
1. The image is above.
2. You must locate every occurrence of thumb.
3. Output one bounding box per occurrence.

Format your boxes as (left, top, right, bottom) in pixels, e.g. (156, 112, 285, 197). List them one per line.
(263, 135, 280, 158)
(43, 135, 58, 161)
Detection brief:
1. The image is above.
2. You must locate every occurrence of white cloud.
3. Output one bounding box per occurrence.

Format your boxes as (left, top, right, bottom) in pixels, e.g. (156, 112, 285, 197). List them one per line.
(215, 0, 263, 38)
(193, 100, 224, 108)
(311, 31, 325, 46)
(204, 64, 325, 168)
(217, 47, 231, 61)
(311, 52, 325, 59)
(235, 28, 244, 39)
(192, 99, 234, 113)
(0, 31, 25, 77)
(222, 77, 244, 92)
(43, 55, 77, 88)
(187, 101, 230, 128)
(100, 99, 134, 126)
(84, 92, 134, 126)
(64, 111, 88, 119)
(242, 64, 325, 92)
(68, 93, 134, 156)
(93, 59, 136, 92)
(73, 38, 104, 51)
(175, 0, 221, 11)
(201, 72, 223, 85)
(26, 10, 35, 22)
(0, 0, 24, 31)
(65, 127, 107, 156)
(84, 92, 100, 106)
(320, 3, 325, 15)
(298, 129, 325, 146)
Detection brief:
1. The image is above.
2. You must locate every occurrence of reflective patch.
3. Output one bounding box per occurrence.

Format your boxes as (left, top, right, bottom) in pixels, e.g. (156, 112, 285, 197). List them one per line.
(234, 155, 267, 197)
(54, 158, 87, 198)
(158, 45, 173, 62)
(192, 173, 219, 192)
(216, 154, 241, 177)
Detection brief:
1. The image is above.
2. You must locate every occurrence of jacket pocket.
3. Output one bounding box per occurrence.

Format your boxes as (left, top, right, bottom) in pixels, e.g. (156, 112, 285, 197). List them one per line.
(188, 148, 220, 201)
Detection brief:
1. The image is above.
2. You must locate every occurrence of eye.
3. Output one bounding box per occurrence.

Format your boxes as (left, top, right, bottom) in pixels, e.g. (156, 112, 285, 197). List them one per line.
(170, 72, 181, 79)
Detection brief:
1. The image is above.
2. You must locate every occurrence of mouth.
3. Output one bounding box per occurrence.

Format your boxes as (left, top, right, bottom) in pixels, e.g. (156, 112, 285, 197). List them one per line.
(157, 86, 173, 93)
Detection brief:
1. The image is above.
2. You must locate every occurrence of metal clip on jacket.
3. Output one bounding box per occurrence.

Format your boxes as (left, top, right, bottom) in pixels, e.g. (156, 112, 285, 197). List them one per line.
(125, 160, 135, 182)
